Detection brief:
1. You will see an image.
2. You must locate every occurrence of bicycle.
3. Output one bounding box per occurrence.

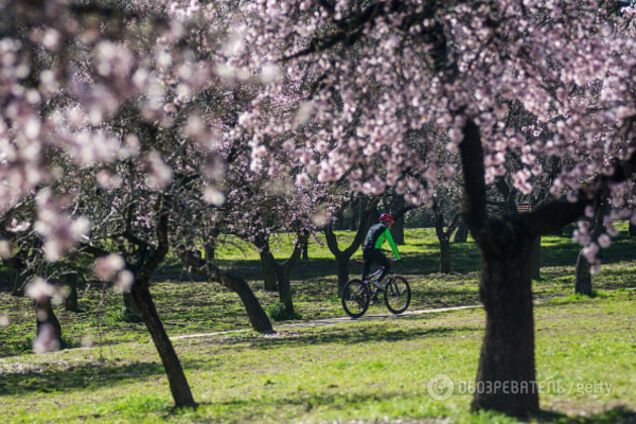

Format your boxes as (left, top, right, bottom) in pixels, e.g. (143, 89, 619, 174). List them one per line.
(341, 259, 411, 318)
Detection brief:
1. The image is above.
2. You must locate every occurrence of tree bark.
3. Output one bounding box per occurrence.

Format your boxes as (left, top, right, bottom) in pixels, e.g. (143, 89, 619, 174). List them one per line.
(439, 238, 451, 273)
(255, 236, 278, 291)
(3, 256, 26, 296)
(336, 256, 350, 295)
(275, 267, 295, 319)
(461, 119, 539, 417)
(392, 215, 405, 245)
(204, 244, 215, 262)
(7, 267, 24, 297)
(458, 116, 636, 417)
(61, 272, 80, 312)
(433, 201, 458, 274)
(130, 283, 196, 407)
(471, 238, 539, 416)
(35, 296, 62, 351)
(575, 250, 593, 295)
(221, 272, 274, 333)
(271, 234, 304, 319)
(122, 292, 143, 322)
(300, 231, 309, 261)
(83, 193, 196, 408)
(391, 195, 406, 245)
(259, 251, 278, 291)
(453, 221, 469, 242)
(530, 236, 541, 280)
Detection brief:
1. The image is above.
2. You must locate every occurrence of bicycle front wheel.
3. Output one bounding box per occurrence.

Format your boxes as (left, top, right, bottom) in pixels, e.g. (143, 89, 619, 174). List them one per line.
(384, 276, 411, 314)
(341, 279, 370, 318)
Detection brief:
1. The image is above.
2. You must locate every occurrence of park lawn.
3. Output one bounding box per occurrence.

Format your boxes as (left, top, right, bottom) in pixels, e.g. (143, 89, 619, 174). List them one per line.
(0, 292, 634, 423)
(1, 228, 636, 358)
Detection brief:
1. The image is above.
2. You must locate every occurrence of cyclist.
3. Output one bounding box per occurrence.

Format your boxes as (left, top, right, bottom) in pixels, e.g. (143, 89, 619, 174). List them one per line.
(362, 213, 401, 288)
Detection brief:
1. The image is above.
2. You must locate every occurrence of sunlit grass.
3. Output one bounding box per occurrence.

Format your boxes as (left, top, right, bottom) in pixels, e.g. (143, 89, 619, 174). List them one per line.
(0, 295, 634, 423)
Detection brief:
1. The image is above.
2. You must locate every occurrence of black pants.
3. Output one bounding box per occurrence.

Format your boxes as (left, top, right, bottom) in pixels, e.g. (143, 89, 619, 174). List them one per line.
(362, 249, 391, 281)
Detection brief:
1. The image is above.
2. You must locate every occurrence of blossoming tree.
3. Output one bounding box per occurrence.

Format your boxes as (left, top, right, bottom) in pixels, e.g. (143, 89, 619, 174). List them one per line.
(239, 0, 636, 416)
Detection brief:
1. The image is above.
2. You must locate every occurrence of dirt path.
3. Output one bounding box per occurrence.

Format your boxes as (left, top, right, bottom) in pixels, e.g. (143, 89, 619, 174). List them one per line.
(172, 304, 481, 341)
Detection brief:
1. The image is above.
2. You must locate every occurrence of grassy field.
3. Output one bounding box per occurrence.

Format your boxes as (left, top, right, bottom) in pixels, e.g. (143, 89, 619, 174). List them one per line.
(0, 227, 635, 422)
(0, 293, 634, 423)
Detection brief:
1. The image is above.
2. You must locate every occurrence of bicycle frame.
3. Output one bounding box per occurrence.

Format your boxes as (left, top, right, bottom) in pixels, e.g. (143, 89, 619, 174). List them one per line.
(363, 264, 393, 284)
(364, 265, 395, 300)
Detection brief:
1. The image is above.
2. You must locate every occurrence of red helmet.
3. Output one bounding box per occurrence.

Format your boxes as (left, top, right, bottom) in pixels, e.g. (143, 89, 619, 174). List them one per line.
(379, 213, 395, 224)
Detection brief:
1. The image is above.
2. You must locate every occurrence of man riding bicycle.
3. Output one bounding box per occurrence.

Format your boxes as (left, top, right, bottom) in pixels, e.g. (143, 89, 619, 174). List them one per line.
(362, 213, 401, 288)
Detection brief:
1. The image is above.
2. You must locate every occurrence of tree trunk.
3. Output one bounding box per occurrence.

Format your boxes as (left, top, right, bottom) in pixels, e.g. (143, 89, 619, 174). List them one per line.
(259, 251, 278, 292)
(130, 283, 196, 408)
(301, 235, 309, 260)
(629, 222, 636, 237)
(439, 238, 451, 273)
(221, 272, 274, 333)
(530, 236, 541, 280)
(336, 255, 350, 297)
(575, 250, 593, 296)
(276, 267, 295, 319)
(3, 256, 26, 296)
(204, 243, 215, 262)
(7, 267, 24, 297)
(454, 221, 469, 243)
(390, 194, 406, 245)
(350, 198, 359, 231)
(35, 297, 62, 351)
(62, 272, 80, 312)
(471, 238, 539, 417)
(122, 292, 143, 322)
(393, 216, 405, 245)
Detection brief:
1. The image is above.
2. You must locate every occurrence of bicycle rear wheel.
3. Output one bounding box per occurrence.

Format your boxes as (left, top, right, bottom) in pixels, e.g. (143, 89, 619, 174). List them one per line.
(384, 276, 411, 314)
(341, 279, 370, 318)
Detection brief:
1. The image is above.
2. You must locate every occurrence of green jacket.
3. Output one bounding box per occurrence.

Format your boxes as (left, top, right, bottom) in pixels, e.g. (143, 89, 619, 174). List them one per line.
(364, 223, 401, 260)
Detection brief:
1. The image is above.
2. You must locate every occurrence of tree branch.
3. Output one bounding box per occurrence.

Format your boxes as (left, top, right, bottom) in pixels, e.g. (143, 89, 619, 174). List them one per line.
(520, 151, 636, 236)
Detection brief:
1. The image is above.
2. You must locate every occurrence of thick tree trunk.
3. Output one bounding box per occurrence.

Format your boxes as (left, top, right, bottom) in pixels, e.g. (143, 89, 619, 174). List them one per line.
(439, 238, 451, 274)
(530, 236, 541, 280)
(221, 272, 274, 333)
(130, 283, 196, 407)
(453, 221, 469, 243)
(276, 267, 295, 319)
(336, 255, 350, 297)
(575, 250, 593, 295)
(35, 297, 62, 351)
(471, 239, 539, 417)
(259, 251, 278, 292)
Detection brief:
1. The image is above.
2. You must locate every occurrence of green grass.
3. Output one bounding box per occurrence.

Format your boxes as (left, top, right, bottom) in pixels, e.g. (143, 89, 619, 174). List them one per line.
(3, 227, 635, 358)
(0, 226, 635, 422)
(0, 295, 634, 423)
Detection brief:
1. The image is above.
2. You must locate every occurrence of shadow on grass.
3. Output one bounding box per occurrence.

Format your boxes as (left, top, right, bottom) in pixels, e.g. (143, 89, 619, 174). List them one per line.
(0, 359, 203, 397)
(206, 324, 481, 352)
(168, 394, 636, 424)
(156, 233, 635, 285)
(536, 406, 636, 423)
